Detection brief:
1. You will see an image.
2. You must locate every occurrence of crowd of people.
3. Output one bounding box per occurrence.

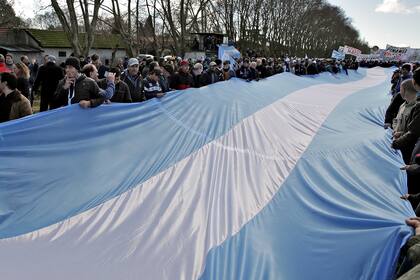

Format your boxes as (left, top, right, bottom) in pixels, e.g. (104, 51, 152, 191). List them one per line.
(0, 51, 365, 123)
(381, 63, 420, 279)
(2, 51, 420, 278)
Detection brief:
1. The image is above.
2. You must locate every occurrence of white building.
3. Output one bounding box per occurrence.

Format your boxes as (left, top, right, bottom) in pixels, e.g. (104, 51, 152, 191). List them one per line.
(0, 28, 127, 65)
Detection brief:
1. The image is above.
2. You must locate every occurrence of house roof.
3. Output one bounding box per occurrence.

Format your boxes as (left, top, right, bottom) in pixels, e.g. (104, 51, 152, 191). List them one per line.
(26, 29, 125, 50)
(0, 44, 42, 53)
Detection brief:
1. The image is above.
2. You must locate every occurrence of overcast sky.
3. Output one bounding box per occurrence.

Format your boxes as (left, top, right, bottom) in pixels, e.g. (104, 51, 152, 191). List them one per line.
(326, 0, 419, 48)
(13, 0, 420, 49)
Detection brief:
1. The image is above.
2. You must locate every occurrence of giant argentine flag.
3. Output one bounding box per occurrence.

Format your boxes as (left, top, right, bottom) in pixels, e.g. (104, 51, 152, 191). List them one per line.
(0, 68, 414, 279)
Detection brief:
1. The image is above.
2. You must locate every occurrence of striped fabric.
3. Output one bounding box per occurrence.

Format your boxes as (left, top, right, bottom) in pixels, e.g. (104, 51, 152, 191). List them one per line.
(0, 68, 413, 280)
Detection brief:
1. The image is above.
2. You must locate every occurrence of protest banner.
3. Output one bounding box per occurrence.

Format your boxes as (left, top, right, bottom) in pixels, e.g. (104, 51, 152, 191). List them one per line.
(343, 45, 362, 57)
(383, 44, 409, 61)
(357, 53, 382, 61)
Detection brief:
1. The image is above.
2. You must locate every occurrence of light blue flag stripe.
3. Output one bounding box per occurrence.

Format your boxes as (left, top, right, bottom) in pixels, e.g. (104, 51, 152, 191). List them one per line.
(0, 70, 366, 239)
(199, 68, 413, 280)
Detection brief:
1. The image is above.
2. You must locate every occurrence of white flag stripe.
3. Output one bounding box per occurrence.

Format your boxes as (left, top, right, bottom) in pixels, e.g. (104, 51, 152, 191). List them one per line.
(0, 68, 388, 280)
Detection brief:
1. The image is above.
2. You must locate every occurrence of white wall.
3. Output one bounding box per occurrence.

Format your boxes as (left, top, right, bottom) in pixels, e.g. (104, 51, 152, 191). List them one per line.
(31, 48, 127, 65)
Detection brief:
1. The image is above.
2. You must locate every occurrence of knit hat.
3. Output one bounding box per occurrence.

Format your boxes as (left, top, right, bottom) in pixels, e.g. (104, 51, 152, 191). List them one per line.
(47, 55, 57, 63)
(65, 57, 81, 71)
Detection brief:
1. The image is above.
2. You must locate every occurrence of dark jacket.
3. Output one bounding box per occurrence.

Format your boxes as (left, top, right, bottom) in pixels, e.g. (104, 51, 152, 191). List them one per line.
(54, 74, 104, 108)
(406, 138, 420, 195)
(202, 69, 221, 86)
(170, 71, 193, 90)
(257, 65, 270, 78)
(33, 62, 64, 111)
(17, 77, 30, 100)
(385, 93, 404, 125)
(97, 65, 109, 79)
(409, 139, 420, 174)
(98, 79, 131, 103)
(250, 68, 258, 80)
(142, 77, 163, 100)
(306, 63, 319, 75)
(0, 91, 32, 123)
(112, 81, 132, 103)
(192, 73, 206, 88)
(237, 66, 256, 80)
(33, 62, 64, 99)
(159, 75, 170, 93)
(120, 70, 144, 102)
(396, 235, 420, 279)
(237, 66, 250, 79)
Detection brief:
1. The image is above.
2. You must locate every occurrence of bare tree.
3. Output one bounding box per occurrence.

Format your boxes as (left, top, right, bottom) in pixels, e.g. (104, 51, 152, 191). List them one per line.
(50, 0, 103, 57)
(47, 0, 369, 58)
(158, 0, 212, 56)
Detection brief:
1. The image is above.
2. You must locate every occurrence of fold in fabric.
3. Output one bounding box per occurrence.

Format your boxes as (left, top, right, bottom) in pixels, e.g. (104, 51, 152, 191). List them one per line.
(0, 68, 412, 280)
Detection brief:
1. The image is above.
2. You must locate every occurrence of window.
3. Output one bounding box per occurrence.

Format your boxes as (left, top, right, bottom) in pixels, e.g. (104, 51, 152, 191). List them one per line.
(58, 51, 66, 57)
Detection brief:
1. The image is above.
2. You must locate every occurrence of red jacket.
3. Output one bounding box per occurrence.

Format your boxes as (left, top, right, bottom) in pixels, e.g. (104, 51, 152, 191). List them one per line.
(170, 71, 193, 90)
(0, 63, 11, 73)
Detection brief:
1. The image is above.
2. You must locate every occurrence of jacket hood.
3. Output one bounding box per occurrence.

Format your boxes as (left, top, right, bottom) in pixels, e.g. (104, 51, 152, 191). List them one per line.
(76, 74, 87, 83)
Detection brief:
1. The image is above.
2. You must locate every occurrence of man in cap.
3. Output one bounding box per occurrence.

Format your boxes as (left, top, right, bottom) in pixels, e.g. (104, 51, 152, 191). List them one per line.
(54, 57, 104, 109)
(120, 58, 144, 102)
(32, 55, 64, 111)
(170, 60, 193, 90)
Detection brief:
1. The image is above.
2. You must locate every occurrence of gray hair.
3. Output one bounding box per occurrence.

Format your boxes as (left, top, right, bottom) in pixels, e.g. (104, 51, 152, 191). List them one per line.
(401, 79, 417, 96)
